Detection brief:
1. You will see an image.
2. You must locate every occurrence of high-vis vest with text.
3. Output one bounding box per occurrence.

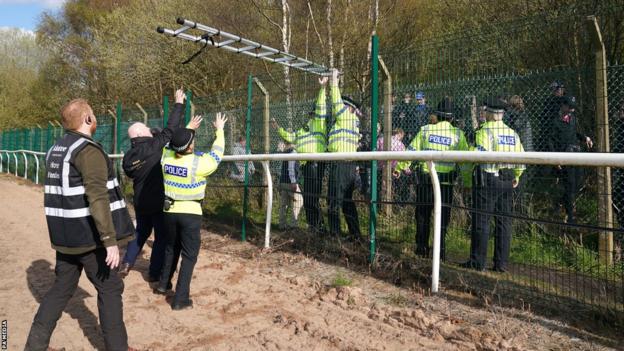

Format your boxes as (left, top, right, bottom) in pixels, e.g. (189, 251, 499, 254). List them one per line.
(475, 120, 525, 179)
(44, 133, 134, 248)
(162, 128, 225, 215)
(395, 121, 471, 185)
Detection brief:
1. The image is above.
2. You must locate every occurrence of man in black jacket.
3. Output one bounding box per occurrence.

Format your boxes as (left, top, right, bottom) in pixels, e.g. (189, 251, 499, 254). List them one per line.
(549, 96, 593, 224)
(27, 98, 136, 351)
(119, 89, 199, 281)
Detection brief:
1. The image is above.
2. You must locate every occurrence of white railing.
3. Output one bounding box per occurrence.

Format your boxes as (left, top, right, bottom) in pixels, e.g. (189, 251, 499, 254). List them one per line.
(0, 150, 45, 184)
(3, 149, 623, 293)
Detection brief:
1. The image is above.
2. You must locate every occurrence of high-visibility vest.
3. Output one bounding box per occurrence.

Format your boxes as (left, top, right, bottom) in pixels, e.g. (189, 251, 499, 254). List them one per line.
(44, 132, 134, 248)
(328, 84, 360, 153)
(278, 87, 327, 153)
(475, 120, 525, 179)
(162, 129, 225, 215)
(395, 121, 471, 185)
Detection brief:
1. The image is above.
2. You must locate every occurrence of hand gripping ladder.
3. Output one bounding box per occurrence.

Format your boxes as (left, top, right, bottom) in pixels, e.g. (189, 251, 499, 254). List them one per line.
(157, 18, 331, 76)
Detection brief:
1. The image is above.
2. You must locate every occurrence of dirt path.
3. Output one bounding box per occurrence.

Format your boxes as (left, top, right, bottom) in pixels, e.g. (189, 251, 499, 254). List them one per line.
(0, 174, 618, 350)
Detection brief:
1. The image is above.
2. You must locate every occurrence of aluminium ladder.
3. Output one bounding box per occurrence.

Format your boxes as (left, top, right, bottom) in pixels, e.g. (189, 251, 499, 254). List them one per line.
(157, 18, 331, 76)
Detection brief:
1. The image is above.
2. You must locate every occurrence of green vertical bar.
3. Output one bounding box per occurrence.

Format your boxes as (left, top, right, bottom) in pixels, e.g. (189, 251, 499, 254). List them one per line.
(369, 35, 379, 264)
(184, 90, 192, 125)
(242, 75, 253, 241)
(46, 123, 52, 150)
(116, 102, 122, 153)
(163, 95, 169, 127)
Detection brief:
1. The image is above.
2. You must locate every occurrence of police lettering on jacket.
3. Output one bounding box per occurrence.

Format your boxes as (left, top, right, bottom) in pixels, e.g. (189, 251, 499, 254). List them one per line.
(164, 164, 188, 177)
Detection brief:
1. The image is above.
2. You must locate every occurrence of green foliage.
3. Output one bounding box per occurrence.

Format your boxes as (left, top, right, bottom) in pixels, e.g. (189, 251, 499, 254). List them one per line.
(331, 272, 353, 287)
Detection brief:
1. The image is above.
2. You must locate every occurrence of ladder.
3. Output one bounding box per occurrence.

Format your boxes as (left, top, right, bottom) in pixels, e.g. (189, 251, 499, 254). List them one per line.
(157, 18, 331, 76)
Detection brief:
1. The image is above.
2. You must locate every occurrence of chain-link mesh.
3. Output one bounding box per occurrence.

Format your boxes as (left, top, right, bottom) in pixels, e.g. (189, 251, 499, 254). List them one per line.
(1, 8, 624, 325)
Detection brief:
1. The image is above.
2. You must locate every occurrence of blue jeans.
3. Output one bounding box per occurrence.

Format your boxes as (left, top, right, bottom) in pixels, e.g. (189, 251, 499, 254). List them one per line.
(122, 212, 166, 278)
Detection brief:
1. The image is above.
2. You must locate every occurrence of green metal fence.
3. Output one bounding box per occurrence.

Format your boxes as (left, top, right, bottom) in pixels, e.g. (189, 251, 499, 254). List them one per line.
(1, 9, 624, 329)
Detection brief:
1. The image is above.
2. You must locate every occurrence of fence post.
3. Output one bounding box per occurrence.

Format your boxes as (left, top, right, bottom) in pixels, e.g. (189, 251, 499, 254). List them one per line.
(47, 122, 53, 151)
(184, 90, 192, 126)
(252, 78, 271, 154)
(136, 102, 148, 124)
(242, 75, 253, 241)
(587, 16, 613, 265)
(378, 55, 393, 215)
(115, 102, 122, 154)
(163, 95, 169, 127)
(369, 35, 379, 264)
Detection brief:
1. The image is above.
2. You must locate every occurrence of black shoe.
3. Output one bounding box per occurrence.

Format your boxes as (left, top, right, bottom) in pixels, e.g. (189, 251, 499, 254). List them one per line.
(415, 246, 430, 258)
(491, 266, 508, 273)
(118, 262, 131, 279)
(459, 261, 485, 272)
(153, 282, 173, 295)
(171, 299, 193, 311)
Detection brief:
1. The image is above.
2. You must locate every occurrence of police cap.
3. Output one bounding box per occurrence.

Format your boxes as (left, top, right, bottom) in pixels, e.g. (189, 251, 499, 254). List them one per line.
(484, 96, 506, 113)
(435, 97, 454, 120)
(170, 128, 195, 153)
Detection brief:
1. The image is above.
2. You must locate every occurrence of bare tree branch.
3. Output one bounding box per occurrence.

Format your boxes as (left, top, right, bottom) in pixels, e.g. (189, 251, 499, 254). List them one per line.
(306, 0, 325, 50)
(250, 0, 283, 34)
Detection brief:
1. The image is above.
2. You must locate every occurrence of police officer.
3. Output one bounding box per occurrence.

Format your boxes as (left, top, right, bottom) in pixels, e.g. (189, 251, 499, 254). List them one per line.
(272, 76, 328, 232)
(118, 88, 188, 281)
(463, 97, 525, 272)
(27, 99, 136, 351)
(327, 68, 362, 240)
(549, 96, 593, 224)
(155, 113, 227, 310)
(394, 97, 471, 260)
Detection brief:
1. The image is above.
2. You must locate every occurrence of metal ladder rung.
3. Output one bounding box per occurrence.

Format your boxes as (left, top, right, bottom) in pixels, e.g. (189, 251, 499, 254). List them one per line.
(290, 62, 312, 68)
(215, 39, 237, 47)
(274, 56, 296, 63)
(256, 51, 279, 58)
(173, 26, 191, 36)
(237, 45, 261, 52)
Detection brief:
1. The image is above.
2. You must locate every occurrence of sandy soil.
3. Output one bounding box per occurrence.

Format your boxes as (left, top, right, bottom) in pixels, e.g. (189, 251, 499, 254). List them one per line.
(0, 174, 618, 351)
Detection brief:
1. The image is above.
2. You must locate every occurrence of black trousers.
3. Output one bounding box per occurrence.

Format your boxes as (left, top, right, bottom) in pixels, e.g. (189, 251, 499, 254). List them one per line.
(26, 249, 127, 351)
(414, 172, 454, 260)
(559, 166, 582, 223)
(470, 172, 513, 269)
(302, 161, 325, 230)
(328, 162, 361, 237)
(614, 169, 624, 227)
(159, 212, 201, 305)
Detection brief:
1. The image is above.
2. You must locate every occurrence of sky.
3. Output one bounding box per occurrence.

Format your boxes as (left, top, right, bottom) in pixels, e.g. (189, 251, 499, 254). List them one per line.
(0, 0, 66, 33)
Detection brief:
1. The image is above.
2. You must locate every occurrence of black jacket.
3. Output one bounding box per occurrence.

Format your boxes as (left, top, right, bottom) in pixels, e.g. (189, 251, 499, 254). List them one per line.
(549, 110, 586, 152)
(122, 103, 185, 215)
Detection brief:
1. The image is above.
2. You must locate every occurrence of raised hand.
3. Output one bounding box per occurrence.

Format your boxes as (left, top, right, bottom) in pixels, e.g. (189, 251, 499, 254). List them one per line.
(331, 68, 339, 86)
(175, 88, 185, 104)
(319, 76, 328, 86)
(213, 112, 228, 130)
(270, 118, 278, 129)
(187, 115, 203, 130)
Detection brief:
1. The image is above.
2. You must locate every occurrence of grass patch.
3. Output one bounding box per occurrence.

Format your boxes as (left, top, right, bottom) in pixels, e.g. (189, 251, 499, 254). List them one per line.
(331, 272, 353, 287)
(383, 292, 409, 307)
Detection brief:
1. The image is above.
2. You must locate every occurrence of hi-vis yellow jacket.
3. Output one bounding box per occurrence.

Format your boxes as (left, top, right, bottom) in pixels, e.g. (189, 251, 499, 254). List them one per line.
(278, 87, 327, 153)
(327, 84, 360, 153)
(162, 128, 225, 215)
